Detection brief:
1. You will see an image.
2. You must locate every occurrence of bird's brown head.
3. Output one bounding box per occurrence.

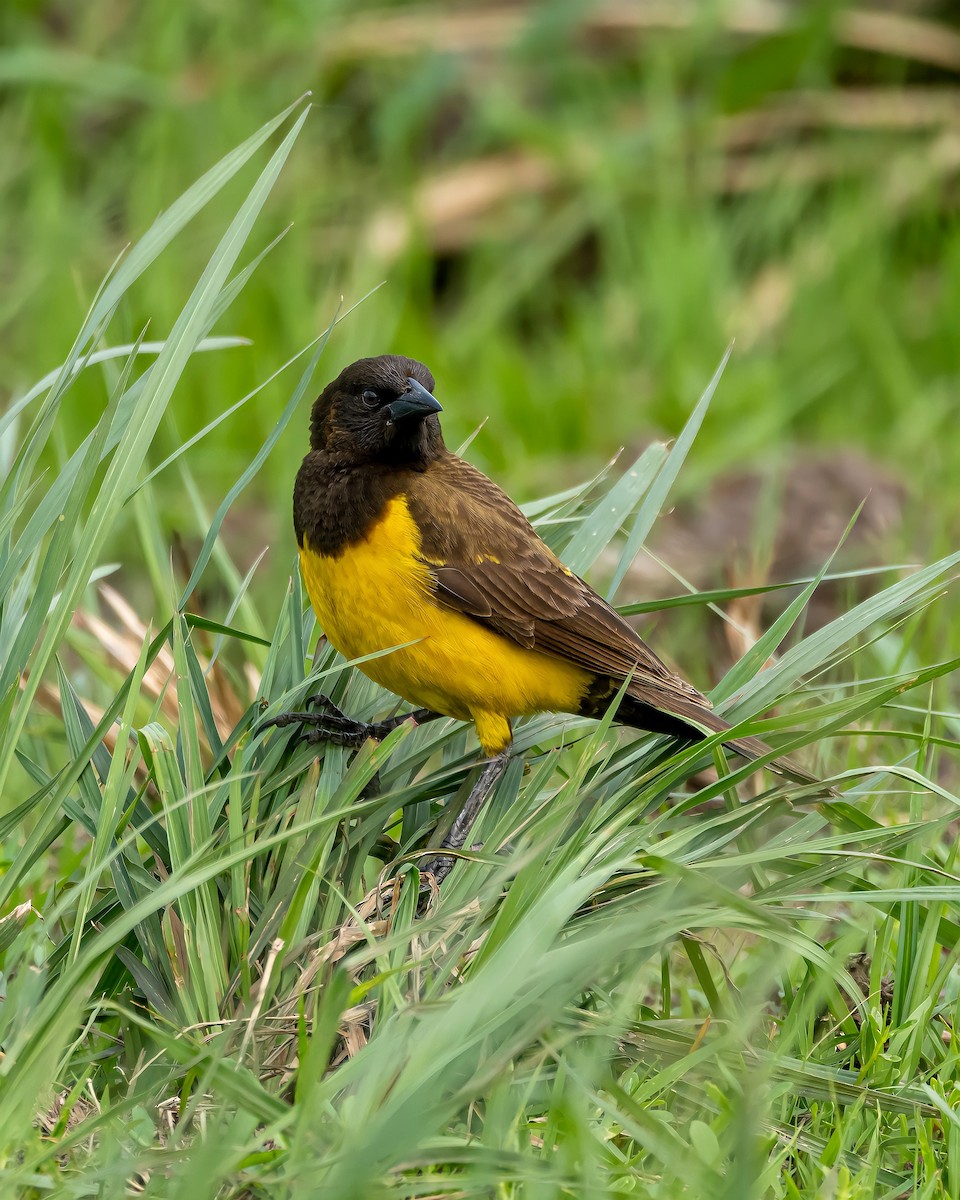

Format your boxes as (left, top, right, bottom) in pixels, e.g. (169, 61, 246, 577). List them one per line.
(309, 355, 444, 466)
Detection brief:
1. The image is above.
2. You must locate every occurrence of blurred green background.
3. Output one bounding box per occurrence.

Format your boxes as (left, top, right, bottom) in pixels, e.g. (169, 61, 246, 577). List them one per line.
(3, 0, 959, 568)
(5, 9, 960, 1190)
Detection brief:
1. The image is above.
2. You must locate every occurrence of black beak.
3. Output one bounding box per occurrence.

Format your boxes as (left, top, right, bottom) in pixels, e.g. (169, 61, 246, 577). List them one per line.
(386, 377, 443, 423)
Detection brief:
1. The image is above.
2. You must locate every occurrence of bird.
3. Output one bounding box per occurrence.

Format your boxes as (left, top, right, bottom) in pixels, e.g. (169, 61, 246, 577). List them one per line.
(266, 354, 819, 880)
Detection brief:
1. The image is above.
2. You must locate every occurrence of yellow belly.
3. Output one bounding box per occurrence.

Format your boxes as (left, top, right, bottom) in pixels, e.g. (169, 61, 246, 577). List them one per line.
(298, 495, 591, 755)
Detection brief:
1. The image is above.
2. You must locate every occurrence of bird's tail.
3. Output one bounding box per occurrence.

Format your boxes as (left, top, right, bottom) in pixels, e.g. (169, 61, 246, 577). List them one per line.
(613, 692, 825, 790)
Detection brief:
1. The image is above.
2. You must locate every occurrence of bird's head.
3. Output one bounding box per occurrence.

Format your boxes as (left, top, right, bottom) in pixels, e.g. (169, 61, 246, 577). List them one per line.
(309, 355, 444, 466)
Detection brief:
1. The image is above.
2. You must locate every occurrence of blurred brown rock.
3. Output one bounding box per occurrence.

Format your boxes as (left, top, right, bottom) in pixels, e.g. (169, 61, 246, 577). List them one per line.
(622, 448, 907, 639)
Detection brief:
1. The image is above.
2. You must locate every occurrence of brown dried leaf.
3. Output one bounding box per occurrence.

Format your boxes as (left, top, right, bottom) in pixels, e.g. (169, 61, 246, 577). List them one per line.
(329, 2, 960, 72)
(366, 152, 555, 261)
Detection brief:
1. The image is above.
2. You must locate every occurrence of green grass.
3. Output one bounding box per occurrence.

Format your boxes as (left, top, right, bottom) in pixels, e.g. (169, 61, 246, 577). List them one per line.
(3, 3, 960, 1196)
(4, 1, 960, 513)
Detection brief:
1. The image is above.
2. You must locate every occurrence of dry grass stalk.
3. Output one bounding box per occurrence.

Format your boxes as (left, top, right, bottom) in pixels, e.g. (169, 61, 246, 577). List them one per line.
(24, 582, 257, 768)
(329, 1, 960, 72)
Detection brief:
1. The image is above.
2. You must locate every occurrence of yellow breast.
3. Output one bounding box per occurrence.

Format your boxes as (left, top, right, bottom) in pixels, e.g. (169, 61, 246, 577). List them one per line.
(298, 495, 591, 755)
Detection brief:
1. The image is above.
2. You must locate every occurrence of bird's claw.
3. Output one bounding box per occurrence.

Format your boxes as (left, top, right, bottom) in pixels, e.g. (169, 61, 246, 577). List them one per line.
(256, 694, 415, 748)
(304, 693, 349, 719)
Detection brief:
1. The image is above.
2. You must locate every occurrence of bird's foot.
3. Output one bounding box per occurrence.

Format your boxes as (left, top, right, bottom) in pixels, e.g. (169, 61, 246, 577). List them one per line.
(256, 694, 441, 748)
(418, 752, 510, 887)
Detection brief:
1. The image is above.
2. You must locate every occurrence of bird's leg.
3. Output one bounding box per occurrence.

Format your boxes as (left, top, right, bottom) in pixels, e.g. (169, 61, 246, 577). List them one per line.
(257, 695, 444, 748)
(422, 752, 510, 886)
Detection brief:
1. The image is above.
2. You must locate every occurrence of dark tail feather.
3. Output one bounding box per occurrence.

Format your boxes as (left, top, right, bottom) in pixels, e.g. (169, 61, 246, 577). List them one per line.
(612, 692, 826, 790)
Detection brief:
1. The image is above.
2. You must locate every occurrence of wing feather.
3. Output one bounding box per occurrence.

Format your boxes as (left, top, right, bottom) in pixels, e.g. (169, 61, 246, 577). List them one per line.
(406, 454, 708, 709)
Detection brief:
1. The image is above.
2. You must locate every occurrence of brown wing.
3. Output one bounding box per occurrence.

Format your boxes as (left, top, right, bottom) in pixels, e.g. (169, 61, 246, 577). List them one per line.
(404, 453, 709, 709)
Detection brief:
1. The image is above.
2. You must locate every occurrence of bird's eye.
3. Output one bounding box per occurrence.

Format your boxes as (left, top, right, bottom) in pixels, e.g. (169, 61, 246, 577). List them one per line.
(360, 389, 379, 408)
